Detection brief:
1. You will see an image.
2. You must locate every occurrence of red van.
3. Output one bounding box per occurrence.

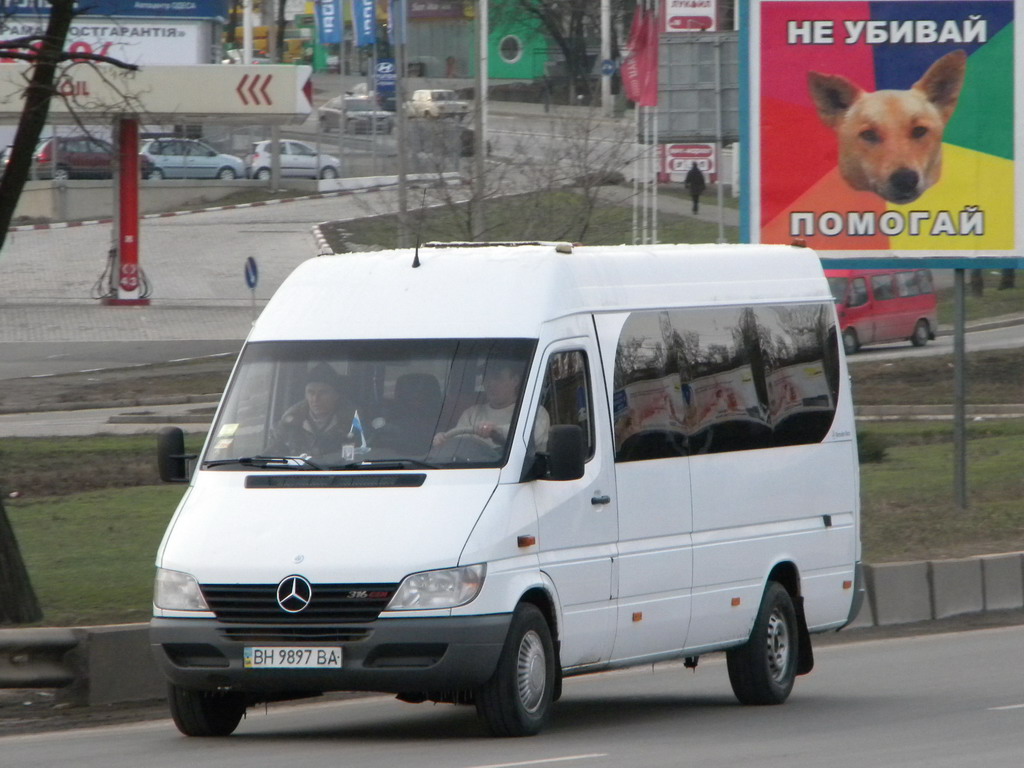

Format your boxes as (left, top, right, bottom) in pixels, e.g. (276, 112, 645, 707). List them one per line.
(825, 268, 938, 354)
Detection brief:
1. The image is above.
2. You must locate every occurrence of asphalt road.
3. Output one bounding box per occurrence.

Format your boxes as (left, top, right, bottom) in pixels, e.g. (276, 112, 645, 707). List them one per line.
(0, 340, 241, 381)
(2, 626, 1022, 767)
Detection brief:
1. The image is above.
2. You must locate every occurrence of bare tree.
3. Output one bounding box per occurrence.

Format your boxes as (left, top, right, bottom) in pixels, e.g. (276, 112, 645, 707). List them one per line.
(0, 0, 139, 251)
(0, 0, 137, 623)
(0, 496, 41, 624)
(347, 108, 637, 246)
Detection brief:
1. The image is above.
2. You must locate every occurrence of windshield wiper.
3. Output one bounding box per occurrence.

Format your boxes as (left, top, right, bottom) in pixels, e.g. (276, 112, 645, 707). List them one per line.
(203, 455, 325, 470)
(332, 458, 440, 470)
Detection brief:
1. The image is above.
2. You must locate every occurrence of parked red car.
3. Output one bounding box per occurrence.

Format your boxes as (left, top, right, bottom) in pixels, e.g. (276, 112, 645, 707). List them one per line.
(7, 136, 155, 180)
(826, 268, 938, 354)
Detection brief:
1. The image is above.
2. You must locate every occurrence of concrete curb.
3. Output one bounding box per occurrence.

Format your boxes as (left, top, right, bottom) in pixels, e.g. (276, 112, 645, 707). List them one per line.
(852, 552, 1024, 628)
(4, 551, 1022, 709)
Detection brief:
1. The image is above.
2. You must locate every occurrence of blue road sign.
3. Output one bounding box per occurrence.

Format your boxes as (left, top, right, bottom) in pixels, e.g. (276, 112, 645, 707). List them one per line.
(244, 257, 259, 290)
(376, 59, 397, 92)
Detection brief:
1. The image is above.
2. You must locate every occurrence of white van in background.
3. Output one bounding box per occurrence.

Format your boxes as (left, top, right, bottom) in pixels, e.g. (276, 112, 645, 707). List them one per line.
(152, 242, 862, 738)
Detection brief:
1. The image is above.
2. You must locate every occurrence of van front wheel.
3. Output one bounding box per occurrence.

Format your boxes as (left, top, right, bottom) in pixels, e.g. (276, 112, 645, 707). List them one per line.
(168, 683, 246, 736)
(726, 581, 798, 706)
(476, 603, 555, 737)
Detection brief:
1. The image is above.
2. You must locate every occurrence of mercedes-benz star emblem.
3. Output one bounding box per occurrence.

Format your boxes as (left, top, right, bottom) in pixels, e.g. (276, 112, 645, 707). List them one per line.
(276, 575, 313, 613)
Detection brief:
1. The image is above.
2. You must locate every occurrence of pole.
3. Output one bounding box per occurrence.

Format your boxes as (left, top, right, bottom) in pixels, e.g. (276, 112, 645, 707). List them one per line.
(472, 0, 488, 239)
(104, 117, 148, 306)
(243, 0, 253, 64)
(714, 35, 725, 243)
(953, 268, 968, 509)
(601, 0, 612, 117)
(394, 0, 411, 247)
(632, 105, 640, 244)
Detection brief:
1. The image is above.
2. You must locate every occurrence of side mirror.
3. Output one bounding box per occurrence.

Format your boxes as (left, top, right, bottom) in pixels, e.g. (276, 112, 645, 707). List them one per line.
(157, 426, 193, 483)
(545, 425, 586, 481)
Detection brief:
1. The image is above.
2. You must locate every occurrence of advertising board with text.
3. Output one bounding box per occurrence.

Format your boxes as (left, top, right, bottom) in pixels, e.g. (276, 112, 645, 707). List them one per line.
(0, 20, 208, 65)
(0, 0, 227, 19)
(742, 0, 1023, 265)
(662, 143, 717, 182)
(664, 0, 718, 31)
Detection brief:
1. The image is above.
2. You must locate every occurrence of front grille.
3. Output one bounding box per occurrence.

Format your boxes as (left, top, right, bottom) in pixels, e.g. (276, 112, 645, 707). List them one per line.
(201, 583, 398, 623)
(220, 626, 373, 643)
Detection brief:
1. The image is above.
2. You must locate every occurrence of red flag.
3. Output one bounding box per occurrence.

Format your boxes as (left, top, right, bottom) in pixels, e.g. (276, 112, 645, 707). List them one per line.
(622, 8, 659, 107)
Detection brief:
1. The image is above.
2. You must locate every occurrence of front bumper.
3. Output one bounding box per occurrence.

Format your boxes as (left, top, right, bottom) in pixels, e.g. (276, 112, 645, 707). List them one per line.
(150, 613, 511, 696)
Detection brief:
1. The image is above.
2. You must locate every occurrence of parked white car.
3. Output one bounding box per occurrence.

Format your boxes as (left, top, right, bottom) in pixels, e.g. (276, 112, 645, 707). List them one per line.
(245, 140, 341, 180)
(139, 138, 245, 180)
(318, 96, 395, 135)
(404, 89, 469, 120)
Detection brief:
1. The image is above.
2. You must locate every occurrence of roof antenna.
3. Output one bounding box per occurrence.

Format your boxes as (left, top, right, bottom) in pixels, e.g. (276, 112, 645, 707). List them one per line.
(412, 187, 428, 268)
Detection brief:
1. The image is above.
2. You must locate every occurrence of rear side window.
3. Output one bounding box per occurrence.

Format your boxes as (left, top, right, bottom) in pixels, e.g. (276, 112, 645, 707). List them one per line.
(612, 303, 840, 461)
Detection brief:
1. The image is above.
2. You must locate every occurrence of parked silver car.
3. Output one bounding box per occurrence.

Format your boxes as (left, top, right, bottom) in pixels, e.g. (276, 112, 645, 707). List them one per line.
(319, 96, 394, 134)
(245, 140, 341, 180)
(139, 138, 245, 180)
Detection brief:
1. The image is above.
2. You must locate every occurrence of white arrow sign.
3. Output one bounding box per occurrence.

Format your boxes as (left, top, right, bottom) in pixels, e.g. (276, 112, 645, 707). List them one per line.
(0, 64, 313, 124)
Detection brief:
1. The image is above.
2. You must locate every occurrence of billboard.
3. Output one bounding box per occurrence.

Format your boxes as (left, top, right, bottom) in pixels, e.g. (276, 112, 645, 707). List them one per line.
(743, 0, 1023, 265)
(0, 20, 210, 65)
(0, 0, 227, 19)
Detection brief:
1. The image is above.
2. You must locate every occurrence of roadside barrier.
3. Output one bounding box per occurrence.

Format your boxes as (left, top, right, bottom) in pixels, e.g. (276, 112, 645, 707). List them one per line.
(0, 628, 81, 690)
(2, 554, 1022, 707)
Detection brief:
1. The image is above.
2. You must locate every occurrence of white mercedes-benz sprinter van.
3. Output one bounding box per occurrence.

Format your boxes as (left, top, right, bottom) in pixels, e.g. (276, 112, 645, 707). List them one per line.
(152, 242, 862, 737)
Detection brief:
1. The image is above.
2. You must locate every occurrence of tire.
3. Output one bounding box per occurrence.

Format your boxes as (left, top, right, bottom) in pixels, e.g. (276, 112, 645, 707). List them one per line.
(910, 319, 930, 347)
(254, 167, 271, 181)
(52, 165, 71, 181)
(842, 328, 859, 355)
(217, 166, 238, 180)
(167, 683, 246, 737)
(476, 603, 555, 737)
(148, 168, 164, 180)
(726, 581, 798, 706)
(320, 166, 338, 179)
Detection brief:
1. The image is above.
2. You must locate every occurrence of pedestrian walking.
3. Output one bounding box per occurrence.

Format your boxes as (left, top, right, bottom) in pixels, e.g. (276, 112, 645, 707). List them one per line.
(684, 163, 706, 214)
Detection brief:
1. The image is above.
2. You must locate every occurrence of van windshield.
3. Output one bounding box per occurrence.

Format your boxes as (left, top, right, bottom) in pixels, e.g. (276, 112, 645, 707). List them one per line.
(203, 339, 536, 471)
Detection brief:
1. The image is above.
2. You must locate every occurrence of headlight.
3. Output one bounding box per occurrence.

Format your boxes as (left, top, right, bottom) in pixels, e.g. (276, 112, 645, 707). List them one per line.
(154, 568, 210, 611)
(387, 564, 486, 610)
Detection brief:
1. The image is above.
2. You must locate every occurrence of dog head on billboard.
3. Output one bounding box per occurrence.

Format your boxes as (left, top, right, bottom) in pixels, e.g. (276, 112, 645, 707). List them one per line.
(807, 49, 966, 204)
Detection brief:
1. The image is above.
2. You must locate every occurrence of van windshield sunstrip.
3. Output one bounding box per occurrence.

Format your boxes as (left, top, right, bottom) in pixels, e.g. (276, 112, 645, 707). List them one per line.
(203, 338, 536, 471)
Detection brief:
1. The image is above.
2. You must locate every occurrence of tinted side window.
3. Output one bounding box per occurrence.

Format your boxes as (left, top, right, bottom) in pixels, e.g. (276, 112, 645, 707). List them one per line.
(895, 271, 920, 297)
(613, 303, 839, 461)
(871, 274, 895, 300)
(849, 278, 868, 307)
(918, 270, 934, 294)
(536, 350, 594, 459)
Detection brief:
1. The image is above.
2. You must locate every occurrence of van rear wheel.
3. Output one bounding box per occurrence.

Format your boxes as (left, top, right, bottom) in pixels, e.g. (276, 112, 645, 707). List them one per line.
(910, 320, 930, 347)
(168, 683, 246, 737)
(476, 603, 555, 737)
(726, 581, 798, 706)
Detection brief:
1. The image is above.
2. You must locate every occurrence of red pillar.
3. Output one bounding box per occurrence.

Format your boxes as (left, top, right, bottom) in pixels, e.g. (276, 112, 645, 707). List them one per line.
(103, 116, 149, 306)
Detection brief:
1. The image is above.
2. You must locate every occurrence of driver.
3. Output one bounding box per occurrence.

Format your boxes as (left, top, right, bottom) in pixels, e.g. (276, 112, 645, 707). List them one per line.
(433, 360, 549, 451)
(268, 363, 356, 457)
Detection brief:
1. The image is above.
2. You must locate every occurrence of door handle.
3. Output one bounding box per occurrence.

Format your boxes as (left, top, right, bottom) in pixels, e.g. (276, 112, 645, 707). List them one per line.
(591, 494, 611, 506)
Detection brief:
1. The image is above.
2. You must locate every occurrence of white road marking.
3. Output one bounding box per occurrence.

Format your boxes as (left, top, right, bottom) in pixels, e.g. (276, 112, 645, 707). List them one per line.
(463, 755, 608, 768)
(988, 703, 1024, 711)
